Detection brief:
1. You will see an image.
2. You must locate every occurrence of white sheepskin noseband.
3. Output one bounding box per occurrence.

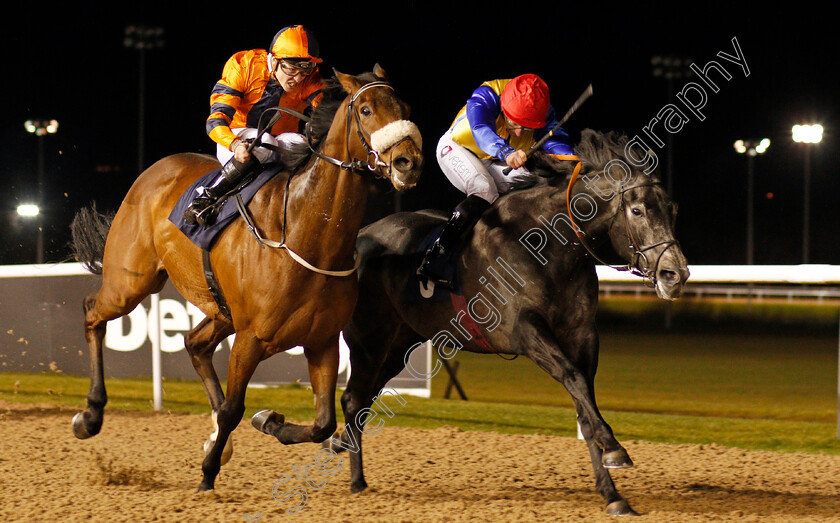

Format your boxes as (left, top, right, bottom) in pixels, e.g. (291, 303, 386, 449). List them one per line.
(370, 120, 422, 153)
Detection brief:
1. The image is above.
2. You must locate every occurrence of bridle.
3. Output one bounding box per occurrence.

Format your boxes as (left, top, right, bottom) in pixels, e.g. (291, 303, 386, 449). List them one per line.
(234, 80, 418, 277)
(565, 162, 680, 287)
(613, 182, 680, 286)
(305, 81, 414, 178)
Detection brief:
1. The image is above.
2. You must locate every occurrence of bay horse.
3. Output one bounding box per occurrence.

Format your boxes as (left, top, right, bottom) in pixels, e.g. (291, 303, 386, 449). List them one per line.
(70, 65, 424, 492)
(325, 130, 689, 515)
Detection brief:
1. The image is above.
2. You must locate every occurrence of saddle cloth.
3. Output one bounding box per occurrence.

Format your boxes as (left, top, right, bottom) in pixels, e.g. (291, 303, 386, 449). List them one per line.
(168, 164, 284, 250)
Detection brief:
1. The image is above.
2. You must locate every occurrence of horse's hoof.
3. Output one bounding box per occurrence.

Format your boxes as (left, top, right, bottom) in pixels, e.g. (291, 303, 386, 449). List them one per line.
(251, 409, 285, 435)
(606, 499, 640, 516)
(72, 412, 94, 439)
(197, 480, 215, 492)
(602, 448, 634, 469)
(203, 436, 234, 466)
(350, 478, 368, 493)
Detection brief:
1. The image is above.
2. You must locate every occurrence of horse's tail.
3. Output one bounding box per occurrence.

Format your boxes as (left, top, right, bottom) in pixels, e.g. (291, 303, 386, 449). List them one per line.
(70, 204, 114, 275)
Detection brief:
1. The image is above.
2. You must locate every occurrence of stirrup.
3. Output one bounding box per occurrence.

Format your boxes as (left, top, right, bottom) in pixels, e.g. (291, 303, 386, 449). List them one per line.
(183, 193, 225, 226)
(416, 264, 454, 289)
(183, 196, 210, 225)
(416, 242, 455, 289)
(193, 205, 220, 227)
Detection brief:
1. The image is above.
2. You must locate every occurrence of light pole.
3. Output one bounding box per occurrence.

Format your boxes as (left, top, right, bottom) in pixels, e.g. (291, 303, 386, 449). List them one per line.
(651, 56, 692, 330)
(792, 124, 823, 264)
(124, 25, 164, 174)
(651, 55, 693, 198)
(734, 139, 770, 265)
(24, 118, 58, 264)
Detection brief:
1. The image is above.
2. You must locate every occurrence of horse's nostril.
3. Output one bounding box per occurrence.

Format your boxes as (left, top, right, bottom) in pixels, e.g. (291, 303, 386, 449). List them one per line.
(393, 156, 413, 172)
(659, 270, 679, 283)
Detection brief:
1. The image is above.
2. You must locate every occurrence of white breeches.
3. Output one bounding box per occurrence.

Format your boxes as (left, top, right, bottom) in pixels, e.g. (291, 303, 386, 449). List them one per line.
(216, 128, 307, 165)
(436, 130, 532, 204)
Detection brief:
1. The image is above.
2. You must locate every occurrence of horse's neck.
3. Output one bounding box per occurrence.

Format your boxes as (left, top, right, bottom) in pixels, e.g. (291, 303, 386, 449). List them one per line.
(470, 183, 618, 278)
(508, 183, 617, 241)
(285, 135, 371, 260)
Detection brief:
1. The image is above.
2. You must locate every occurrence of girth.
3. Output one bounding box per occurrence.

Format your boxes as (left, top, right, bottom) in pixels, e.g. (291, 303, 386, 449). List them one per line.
(203, 249, 231, 320)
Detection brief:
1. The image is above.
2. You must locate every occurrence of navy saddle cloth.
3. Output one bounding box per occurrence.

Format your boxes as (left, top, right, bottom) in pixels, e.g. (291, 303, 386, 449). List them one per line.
(168, 164, 284, 250)
(406, 226, 463, 304)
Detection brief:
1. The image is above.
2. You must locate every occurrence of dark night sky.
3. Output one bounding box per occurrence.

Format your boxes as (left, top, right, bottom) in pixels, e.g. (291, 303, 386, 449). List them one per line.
(3, 2, 838, 266)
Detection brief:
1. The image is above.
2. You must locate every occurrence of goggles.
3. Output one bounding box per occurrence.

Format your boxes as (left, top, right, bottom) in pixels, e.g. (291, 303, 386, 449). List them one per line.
(278, 59, 317, 76)
(504, 115, 533, 132)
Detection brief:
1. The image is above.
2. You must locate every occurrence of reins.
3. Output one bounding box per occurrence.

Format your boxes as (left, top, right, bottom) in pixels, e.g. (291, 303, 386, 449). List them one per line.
(564, 162, 679, 286)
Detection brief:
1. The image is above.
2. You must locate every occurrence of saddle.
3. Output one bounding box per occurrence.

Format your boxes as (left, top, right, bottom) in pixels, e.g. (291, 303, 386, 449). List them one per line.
(168, 164, 285, 320)
(168, 164, 284, 251)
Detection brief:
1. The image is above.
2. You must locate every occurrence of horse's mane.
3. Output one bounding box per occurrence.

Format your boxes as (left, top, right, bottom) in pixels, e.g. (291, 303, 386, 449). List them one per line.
(528, 129, 636, 185)
(282, 72, 385, 171)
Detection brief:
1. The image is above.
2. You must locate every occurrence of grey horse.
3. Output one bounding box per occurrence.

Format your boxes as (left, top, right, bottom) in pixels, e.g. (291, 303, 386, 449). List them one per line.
(325, 130, 689, 516)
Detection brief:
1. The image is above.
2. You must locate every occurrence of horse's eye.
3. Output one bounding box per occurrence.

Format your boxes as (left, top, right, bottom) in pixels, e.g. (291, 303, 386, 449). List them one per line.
(361, 106, 372, 116)
(631, 208, 643, 216)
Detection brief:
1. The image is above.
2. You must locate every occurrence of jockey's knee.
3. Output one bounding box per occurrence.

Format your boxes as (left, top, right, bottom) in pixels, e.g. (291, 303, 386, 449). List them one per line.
(463, 179, 498, 204)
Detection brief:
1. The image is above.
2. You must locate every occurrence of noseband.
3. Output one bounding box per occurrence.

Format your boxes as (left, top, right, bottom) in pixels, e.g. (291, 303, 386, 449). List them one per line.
(565, 164, 679, 287)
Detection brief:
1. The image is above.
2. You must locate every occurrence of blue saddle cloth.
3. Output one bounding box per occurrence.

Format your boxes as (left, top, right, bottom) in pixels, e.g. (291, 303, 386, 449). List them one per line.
(406, 226, 462, 304)
(168, 164, 284, 250)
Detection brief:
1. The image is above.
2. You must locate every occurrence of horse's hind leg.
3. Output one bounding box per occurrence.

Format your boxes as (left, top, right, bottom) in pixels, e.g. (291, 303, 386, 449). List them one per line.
(252, 336, 339, 445)
(71, 294, 109, 439)
(185, 317, 235, 465)
(72, 270, 167, 439)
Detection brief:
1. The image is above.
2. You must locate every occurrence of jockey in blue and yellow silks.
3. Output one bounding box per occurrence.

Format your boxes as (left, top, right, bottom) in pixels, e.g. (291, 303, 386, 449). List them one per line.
(417, 74, 579, 288)
(448, 78, 575, 166)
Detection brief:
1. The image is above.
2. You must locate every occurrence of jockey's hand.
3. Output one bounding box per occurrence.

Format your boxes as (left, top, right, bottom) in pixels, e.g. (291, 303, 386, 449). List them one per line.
(233, 140, 252, 163)
(505, 150, 528, 171)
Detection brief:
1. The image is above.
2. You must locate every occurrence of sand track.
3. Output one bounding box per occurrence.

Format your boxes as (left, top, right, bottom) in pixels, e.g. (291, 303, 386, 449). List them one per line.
(1, 401, 838, 522)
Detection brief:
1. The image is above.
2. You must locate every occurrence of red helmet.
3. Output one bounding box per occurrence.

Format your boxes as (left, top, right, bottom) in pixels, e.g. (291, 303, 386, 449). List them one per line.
(500, 74, 550, 129)
(269, 25, 323, 63)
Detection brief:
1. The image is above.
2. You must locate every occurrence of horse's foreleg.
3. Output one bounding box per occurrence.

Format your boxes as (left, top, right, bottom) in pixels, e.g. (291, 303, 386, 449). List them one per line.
(519, 314, 628, 460)
(185, 316, 235, 465)
(517, 312, 635, 514)
(253, 337, 339, 445)
(72, 294, 108, 439)
(326, 326, 416, 493)
(324, 338, 376, 492)
(576, 402, 639, 516)
(198, 331, 261, 491)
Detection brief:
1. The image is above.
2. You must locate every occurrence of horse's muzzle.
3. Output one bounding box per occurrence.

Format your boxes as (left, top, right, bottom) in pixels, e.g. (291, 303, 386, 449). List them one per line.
(388, 140, 424, 191)
(655, 264, 690, 300)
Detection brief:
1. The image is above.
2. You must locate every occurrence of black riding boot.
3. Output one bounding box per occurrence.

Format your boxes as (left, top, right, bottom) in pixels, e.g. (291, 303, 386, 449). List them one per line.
(183, 155, 260, 226)
(417, 195, 491, 288)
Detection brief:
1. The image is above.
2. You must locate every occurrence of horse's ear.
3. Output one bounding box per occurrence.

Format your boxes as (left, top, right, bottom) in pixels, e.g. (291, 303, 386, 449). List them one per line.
(334, 68, 362, 95)
(373, 63, 388, 81)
